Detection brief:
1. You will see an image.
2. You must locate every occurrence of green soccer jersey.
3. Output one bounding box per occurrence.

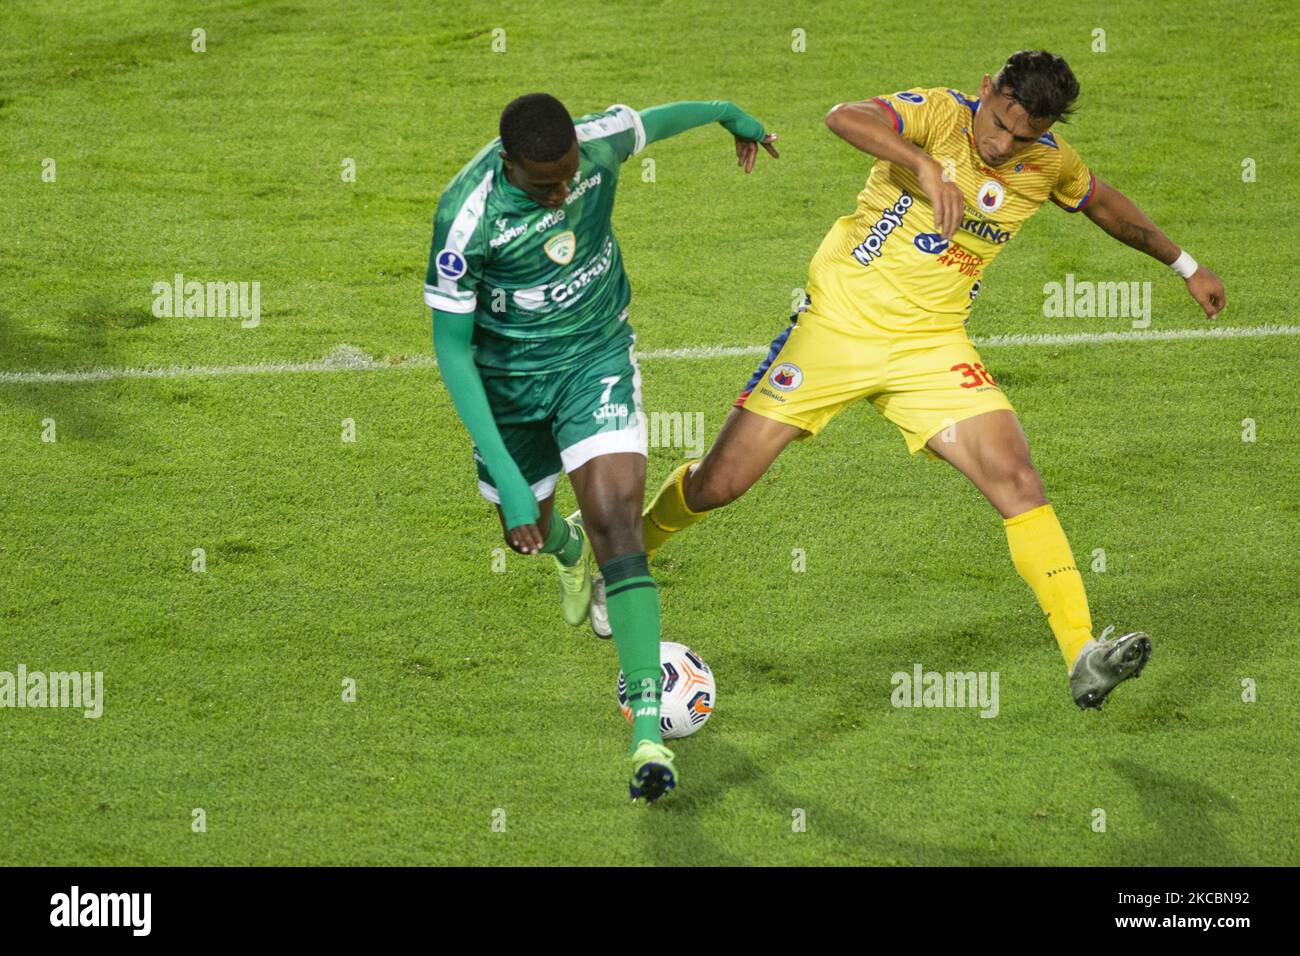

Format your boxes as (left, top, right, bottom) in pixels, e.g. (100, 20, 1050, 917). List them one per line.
(425, 104, 646, 376)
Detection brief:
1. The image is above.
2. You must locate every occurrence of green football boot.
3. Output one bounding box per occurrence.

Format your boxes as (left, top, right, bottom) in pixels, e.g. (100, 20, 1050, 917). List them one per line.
(555, 511, 592, 627)
(629, 739, 677, 803)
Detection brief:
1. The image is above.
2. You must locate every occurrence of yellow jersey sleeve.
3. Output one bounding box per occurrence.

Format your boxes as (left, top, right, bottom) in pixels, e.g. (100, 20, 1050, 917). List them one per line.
(1051, 137, 1097, 212)
(870, 87, 953, 152)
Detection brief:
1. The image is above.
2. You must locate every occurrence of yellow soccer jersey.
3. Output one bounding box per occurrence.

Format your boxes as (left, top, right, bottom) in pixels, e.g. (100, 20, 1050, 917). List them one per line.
(815, 86, 1096, 331)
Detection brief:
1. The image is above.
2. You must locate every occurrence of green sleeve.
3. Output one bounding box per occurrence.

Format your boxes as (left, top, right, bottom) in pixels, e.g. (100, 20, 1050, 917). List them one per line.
(639, 101, 766, 148)
(432, 310, 539, 529)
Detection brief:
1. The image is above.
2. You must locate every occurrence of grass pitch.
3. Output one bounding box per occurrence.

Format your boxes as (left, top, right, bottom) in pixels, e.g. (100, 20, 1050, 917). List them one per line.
(1, 0, 1297, 865)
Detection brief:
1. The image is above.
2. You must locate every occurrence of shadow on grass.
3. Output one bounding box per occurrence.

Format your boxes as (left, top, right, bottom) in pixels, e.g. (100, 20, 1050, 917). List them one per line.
(641, 733, 1033, 867)
(1107, 757, 1248, 865)
(0, 300, 143, 444)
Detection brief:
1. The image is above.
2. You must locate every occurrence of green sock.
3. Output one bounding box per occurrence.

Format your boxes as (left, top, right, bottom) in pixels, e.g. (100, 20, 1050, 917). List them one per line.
(601, 552, 663, 749)
(540, 514, 584, 567)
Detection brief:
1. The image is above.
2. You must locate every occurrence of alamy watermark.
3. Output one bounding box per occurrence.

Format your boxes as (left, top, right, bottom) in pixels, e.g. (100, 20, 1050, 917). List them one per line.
(643, 410, 704, 457)
(50, 886, 150, 935)
(1043, 274, 1151, 328)
(151, 273, 260, 328)
(891, 663, 999, 717)
(603, 409, 704, 457)
(1, 665, 103, 718)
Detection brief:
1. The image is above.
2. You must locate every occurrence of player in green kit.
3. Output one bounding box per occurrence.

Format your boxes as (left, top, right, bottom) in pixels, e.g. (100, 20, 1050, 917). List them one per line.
(426, 93, 776, 802)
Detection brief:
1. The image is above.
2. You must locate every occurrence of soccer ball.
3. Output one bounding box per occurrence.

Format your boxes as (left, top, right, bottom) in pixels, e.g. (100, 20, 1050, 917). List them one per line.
(617, 641, 716, 739)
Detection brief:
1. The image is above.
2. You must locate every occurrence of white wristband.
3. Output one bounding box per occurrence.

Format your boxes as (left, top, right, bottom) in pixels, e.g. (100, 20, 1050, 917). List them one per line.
(1171, 250, 1198, 279)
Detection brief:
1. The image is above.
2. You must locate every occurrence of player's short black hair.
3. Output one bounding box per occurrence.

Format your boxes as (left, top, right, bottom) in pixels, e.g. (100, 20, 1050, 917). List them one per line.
(992, 50, 1080, 123)
(499, 93, 576, 163)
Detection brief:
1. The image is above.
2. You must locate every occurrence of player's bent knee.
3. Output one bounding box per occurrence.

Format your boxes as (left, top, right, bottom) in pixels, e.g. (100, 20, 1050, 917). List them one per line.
(1008, 460, 1046, 507)
(586, 522, 644, 562)
(585, 490, 642, 530)
(580, 503, 644, 556)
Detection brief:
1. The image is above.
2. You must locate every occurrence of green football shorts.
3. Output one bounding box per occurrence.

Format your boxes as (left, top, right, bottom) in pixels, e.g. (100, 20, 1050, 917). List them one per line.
(474, 332, 646, 506)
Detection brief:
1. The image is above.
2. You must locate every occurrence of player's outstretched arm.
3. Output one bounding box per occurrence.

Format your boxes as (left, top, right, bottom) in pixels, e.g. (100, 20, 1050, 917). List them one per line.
(639, 101, 778, 172)
(433, 310, 544, 553)
(825, 100, 963, 239)
(1083, 177, 1225, 318)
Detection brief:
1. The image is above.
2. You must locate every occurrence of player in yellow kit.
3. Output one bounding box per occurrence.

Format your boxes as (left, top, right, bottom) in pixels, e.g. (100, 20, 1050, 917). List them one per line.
(638, 51, 1227, 709)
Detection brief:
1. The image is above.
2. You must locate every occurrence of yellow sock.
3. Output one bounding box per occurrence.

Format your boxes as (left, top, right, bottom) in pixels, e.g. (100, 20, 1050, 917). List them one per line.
(642, 462, 709, 560)
(1004, 503, 1094, 668)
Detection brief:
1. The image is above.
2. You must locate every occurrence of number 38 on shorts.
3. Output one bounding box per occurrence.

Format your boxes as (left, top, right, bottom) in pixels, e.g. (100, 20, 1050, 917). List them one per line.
(951, 361, 998, 389)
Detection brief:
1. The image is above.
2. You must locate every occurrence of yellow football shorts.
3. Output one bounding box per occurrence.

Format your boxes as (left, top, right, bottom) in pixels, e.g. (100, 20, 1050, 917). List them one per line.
(735, 282, 1013, 457)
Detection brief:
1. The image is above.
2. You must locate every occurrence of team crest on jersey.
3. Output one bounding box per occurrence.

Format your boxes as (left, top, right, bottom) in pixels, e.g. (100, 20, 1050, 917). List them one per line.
(544, 230, 576, 265)
(769, 362, 803, 392)
(976, 180, 1005, 213)
(435, 249, 466, 279)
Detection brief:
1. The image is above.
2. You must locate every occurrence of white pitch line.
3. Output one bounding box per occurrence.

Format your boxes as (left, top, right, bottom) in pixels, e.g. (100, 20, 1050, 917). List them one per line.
(973, 323, 1300, 348)
(1, 324, 1296, 386)
(644, 323, 1300, 358)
